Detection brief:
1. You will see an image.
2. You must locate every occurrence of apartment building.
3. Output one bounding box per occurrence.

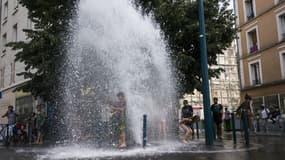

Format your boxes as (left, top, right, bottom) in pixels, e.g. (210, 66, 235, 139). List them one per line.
(184, 42, 241, 118)
(235, 0, 285, 112)
(0, 0, 36, 123)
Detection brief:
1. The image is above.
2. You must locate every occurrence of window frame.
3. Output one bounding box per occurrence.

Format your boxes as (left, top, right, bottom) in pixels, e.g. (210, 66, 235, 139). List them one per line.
(248, 59, 263, 86)
(0, 67, 5, 88)
(12, 23, 18, 42)
(243, 0, 257, 21)
(2, 33, 7, 53)
(246, 25, 260, 54)
(279, 50, 285, 79)
(275, 0, 285, 5)
(10, 62, 15, 85)
(14, 0, 19, 9)
(3, 1, 8, 20)
(276, 10, 285, 42)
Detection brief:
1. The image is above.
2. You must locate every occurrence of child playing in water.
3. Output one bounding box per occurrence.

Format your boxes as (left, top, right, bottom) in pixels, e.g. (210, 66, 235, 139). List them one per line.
(112, 92, 127, 148)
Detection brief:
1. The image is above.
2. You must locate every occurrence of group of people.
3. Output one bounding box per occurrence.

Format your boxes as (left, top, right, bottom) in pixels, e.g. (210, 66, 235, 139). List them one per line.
(1, 105, 46, 145)
(1, 91, 282, 147)
(260, 104, 282, 132)
(236, 94, 282, 134)
(180, 97, 225, 143)
(180, 94, 283, 143)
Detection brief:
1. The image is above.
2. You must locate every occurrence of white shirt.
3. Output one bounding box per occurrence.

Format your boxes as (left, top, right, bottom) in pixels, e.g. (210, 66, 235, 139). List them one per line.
(261, 108, 270, 119)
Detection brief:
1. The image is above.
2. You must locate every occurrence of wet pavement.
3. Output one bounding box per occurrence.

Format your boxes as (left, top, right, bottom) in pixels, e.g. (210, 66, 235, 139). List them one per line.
(0, 136, 284, 160)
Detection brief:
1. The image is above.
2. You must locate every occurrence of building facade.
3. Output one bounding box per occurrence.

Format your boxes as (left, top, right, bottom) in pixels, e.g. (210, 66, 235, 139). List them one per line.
(235, 0, 285, 113)
(183, 42, 241, 118)
(0, 0, 37, 123)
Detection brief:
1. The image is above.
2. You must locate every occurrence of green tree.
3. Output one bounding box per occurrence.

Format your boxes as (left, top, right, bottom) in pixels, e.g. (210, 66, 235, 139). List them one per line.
(134, 0, 237, 95)
(7, 0, 78, 101)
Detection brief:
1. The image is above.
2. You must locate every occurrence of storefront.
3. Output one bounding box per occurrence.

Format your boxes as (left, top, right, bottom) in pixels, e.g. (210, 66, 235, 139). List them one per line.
(15, 91, 35, 123)
(0, 88, 38, 124)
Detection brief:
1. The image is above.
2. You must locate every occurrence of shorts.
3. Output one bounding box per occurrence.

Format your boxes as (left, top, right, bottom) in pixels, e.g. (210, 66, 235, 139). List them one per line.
(119, 116, 126, 132)
(7, 124, 15, 137)
(38, 124, 46, 135)
(213, 117, 222, 124)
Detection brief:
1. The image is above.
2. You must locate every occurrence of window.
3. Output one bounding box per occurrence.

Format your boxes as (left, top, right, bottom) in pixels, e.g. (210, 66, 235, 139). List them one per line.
(26, 18, 33, 29)
(3, 1, 8, 20)
(245, 0, 255, 20)
(16, 95, 34, 122)
(14, 0, 19, 9)
(12, 0, 19, 15)
(0, 67, 5, 88)
(249, 61, 262, 86)
(280, 51, 285, 79)
(246, 28, 259, 53)
(4, 64, 10, 88)
(275, 0, 285, 4)
(12, 24, 18, 42)
(2, 33, 7, 53)
(10, 62, 15, 85)
(0, 69, 2, 88)
(218, 55, 225, 64)
(277, 12, 285, 42)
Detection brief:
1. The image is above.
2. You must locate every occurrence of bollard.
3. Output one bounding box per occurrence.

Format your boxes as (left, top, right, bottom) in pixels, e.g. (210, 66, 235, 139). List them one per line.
(242, 111, 250, 146)
(257, 118, 260, 132)
(231, 113, 237, 144)
(143, 114, 147, 148)
(196, 121, 200, 139)
(283, 118, 285, 134)
(5, 124, 9, 146)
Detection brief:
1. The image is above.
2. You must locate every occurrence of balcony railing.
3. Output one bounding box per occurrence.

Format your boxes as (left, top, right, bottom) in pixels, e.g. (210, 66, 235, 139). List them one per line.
(282, 32, 285, 41)
(252, 79, 261, 85)
(247, 13, 255, 20)
(250, 45, 258, 53)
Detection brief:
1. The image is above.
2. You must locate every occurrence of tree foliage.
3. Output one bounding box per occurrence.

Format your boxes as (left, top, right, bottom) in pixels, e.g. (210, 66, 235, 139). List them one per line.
(7, 0, 236, 100)
(134, 0, 237, 95)
(7, 0, 78, 101)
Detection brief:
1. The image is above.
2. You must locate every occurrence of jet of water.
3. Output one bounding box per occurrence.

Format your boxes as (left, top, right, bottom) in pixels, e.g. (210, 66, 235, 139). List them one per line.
(62, 0, 177, 145)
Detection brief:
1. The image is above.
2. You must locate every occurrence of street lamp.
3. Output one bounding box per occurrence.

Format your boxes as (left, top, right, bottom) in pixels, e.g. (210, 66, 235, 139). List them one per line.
(197, 0, 214, 145)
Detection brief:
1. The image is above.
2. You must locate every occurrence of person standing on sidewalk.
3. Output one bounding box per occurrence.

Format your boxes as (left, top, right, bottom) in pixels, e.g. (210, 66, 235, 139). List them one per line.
(2, 105, 18, 144)
(224, 108, 231, 132)
(261, 104, 270, 133)
(211, 98, 223, 140)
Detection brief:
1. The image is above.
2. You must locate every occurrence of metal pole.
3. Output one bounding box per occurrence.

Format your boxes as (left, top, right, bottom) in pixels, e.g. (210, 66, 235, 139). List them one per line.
(213, 120, 216, 140)
(242, 111, 250, 146)
(196, 121, 200, 139)
(198, 0, 214, 145)
(257, 118, 260, 132)
(231, 113, 237, 144)
(5, 124, 9, 146)
(143, 114, 147, 148)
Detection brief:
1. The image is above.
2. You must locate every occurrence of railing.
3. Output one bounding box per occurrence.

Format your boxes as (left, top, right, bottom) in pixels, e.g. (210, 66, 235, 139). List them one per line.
(0, 124, 7, 142)
(282, 32, 285, 41)
(250, 45, 258, 53)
